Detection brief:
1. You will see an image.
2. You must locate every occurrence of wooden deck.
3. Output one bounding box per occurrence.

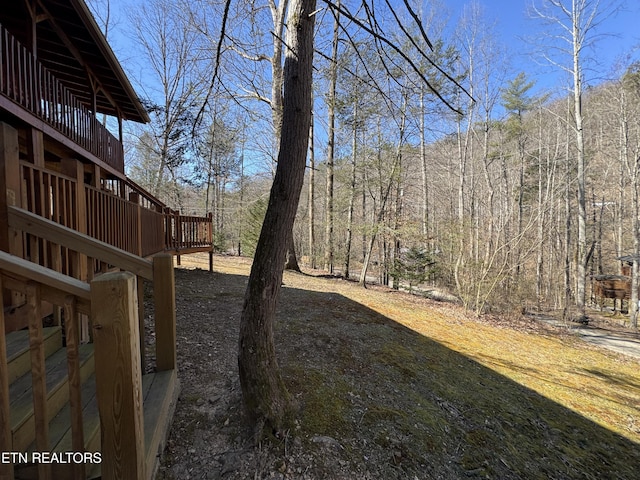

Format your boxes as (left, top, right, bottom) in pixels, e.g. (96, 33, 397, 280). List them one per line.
(1, 246, 180, 479)
(5, 329, 179, 479)
(1, 9, 189, 479)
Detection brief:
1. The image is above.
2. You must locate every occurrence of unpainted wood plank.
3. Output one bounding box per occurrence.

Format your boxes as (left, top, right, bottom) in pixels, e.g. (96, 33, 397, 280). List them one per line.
(26, 282, 51, 480)
(63, 295, 85, 479)
(10, 344, 94, 452)
(142, 370, 179, 480)
(6, 326, 62, 384)
(1, 273, 91, 316)
(0, 251, 90, 301)
(38, 374, 96, 453)
(92, 271, 145, 479)
(137, 276, 145, 371)
(51, 377, 100, 453)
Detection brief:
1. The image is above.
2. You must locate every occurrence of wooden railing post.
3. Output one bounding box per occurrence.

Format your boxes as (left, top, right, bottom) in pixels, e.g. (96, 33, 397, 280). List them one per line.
(163, 207, 172, 251)
(91, 271, 145, 479)
(61, 157, 88, 281)
(154, 254, 176, 372)
(26, 282, 51, 480)
(0, 122, 24, 308)
(129, 192, 143, 257)
(208, 212, 214, 272)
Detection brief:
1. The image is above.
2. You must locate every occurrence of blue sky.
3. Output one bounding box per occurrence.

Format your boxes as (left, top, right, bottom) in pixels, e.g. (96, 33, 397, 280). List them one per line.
(94, 0, 640, 152)
(444, 0, 640, 94)
(99, 0, 640, 99)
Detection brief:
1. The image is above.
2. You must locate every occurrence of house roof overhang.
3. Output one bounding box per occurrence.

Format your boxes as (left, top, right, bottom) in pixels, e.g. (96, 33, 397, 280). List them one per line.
(1, 0, 149, 123)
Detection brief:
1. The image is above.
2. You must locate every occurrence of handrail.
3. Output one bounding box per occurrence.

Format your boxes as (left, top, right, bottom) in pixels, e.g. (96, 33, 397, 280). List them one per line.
(9, 205, 153, 280)
(0, 23, 124, 172)
(0, 250, 91, 309)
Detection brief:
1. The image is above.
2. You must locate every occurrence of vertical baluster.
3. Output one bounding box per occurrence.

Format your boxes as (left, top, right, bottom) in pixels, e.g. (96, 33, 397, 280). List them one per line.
(63, 296, 86, 479)
(26, 283, 52, 480)
(8, 34, 14, 99)
(0, 27, 4, 94)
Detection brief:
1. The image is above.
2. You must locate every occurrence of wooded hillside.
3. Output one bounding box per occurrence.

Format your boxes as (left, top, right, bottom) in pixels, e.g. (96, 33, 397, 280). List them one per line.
(88, 0, 640, 321)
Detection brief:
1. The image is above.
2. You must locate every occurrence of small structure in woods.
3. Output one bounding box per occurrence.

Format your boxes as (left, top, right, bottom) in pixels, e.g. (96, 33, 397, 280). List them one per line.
(591, 255, 640, 313)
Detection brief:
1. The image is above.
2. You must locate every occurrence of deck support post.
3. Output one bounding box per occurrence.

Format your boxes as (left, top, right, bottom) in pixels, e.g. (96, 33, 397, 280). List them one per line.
(92, 271, 145, 480)
(154, 254, 176, 372)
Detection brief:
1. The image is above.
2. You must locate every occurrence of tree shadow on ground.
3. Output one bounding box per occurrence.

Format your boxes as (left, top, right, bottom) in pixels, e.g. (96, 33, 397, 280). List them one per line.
(168, 267, 640, 480)
(274, 282, 640, 480)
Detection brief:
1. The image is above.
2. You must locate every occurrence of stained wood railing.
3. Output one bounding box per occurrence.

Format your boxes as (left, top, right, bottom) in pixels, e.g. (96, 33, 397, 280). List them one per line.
(85, 183, 141, 256)
(21, 163, 78, 276)
(0, 23, 124, 172)
(18, 161, 212, 271)
(165, 211, 214, 253)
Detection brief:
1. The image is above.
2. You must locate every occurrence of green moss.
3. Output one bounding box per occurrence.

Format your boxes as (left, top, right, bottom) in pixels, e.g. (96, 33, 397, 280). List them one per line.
(376, 343, 422, 379)
(362, 404, 405, 425)
(283, 366, 352, 437)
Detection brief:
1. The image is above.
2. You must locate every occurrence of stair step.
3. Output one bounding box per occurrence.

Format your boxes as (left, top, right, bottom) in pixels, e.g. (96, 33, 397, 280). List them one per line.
(13, 375, 102, 480)
(143, 369, 180, 479)
(5, 326, 62, 384)
(42, 375, 100, 454)
(10, 344, 94, 451)
(14, 370, 179, 480)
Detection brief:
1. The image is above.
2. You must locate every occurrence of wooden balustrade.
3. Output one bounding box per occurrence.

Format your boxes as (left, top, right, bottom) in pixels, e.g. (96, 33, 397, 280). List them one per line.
(0, 247, 178, 479)
(140, 207, 166, 257)
(0, 251, 91, 479)
(20, 163, 78, 276)
(0, 23, 124, 172)
(20, 164, 213, 264)
(85, 184, 140, 256)
(165, 211, 214, 253)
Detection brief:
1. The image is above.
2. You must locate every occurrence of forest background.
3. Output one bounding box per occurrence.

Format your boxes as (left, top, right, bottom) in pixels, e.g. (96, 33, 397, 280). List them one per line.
(85, 0, 640, 320)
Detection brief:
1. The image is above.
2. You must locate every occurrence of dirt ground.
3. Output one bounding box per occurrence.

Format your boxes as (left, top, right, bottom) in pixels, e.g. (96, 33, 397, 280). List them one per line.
(153, 254, 640, 480)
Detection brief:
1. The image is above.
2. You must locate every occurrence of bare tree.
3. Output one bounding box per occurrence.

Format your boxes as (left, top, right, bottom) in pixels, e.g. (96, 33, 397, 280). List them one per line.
(133, 0, 201, 199)
(531, 0, 623, 320)
(322, 1, 340, 274)
(233, 0, 466, 430)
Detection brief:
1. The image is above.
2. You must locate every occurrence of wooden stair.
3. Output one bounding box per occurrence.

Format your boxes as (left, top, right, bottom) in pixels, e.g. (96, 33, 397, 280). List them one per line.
(4, 325, 179, 479)
(4, 326, 98, 479)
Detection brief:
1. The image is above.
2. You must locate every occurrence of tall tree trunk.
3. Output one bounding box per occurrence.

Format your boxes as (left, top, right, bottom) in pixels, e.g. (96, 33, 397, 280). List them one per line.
(344, 101, 358, 279)
(419, 87, 429, 245)
(324, 3, 340, 273)
(308, 113, 316, 269)
(238, 0, 315, 432)
(572, 5, 587, 319)
(359, 103, 405, 287)
(563, 98, 573, 320)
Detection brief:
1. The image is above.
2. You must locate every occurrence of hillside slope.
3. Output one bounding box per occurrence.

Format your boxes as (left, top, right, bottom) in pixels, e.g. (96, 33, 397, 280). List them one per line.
(158, 254, 640, 480)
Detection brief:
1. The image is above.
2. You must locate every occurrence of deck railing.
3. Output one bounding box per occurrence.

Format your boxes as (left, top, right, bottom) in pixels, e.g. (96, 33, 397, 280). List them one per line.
(0, 243, 178, 479)
(165, 211, 214, 253)
(18, 161, 212, 269)
(0, 23, 124, 172)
